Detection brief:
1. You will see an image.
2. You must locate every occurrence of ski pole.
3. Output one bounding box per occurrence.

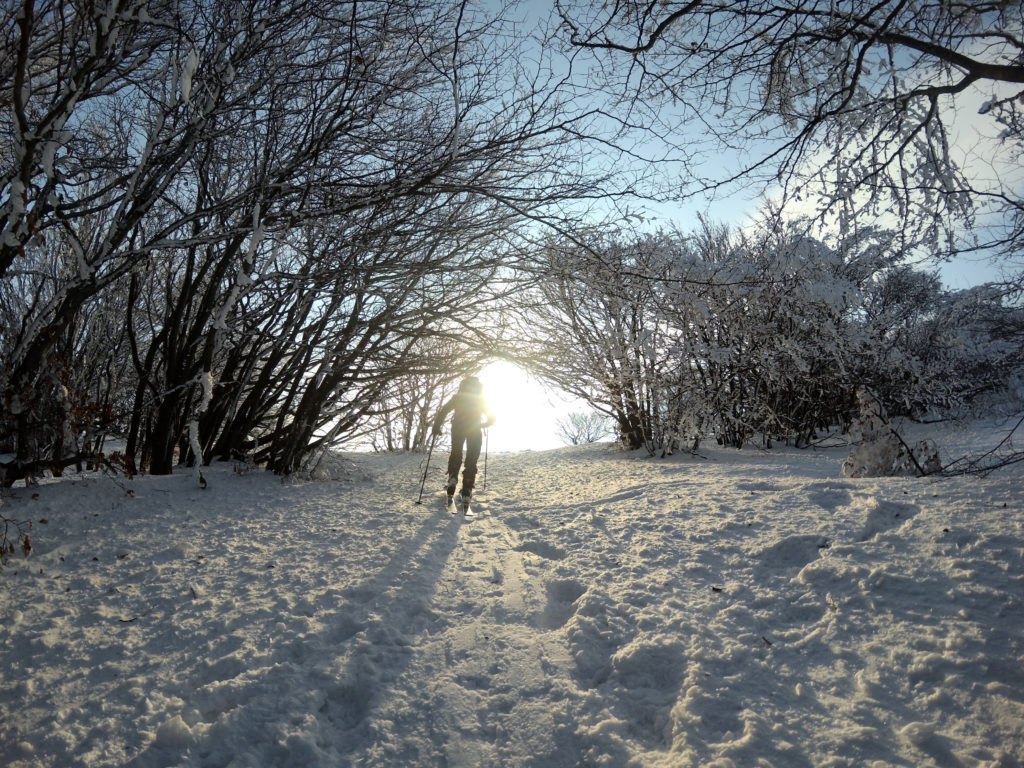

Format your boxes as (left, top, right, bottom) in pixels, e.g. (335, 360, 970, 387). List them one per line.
(482, 428, 488, 491)
(415, 431, 438, 505)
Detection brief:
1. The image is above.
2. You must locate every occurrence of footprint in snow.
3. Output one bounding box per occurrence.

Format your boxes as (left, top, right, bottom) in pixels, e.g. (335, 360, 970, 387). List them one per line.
(514, 540, 567, 561)
(537, 579, 586, 629)
(858, 499, 919, 541)
(754, 534, 830, 570)
(806, 482, 854, 510)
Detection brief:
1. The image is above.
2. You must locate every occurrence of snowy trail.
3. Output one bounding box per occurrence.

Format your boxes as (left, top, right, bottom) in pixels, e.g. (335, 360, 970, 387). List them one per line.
(372, 504, 580, 766)
(344, 452, 595, 766)
(2, 432, 1023, 767)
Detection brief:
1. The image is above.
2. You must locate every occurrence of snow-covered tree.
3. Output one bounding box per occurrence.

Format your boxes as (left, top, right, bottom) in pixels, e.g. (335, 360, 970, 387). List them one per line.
(522, 214, 1021, 455)
(556, 0, 1024, 260)
(524, 232, 674, 451)
(1, 0, 626, 477)
(841, 387, 941, 477)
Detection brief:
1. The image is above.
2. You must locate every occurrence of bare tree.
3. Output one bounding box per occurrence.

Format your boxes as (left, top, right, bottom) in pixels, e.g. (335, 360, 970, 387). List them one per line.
(555, 0, 1024, 259)
(521, 231, 685, 451)
(556, 411, 612, 446)
(1, 0, 628, 478)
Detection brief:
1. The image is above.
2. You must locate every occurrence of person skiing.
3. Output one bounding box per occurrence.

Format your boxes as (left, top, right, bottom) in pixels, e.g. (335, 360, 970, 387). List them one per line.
(432, 375, 495, 508)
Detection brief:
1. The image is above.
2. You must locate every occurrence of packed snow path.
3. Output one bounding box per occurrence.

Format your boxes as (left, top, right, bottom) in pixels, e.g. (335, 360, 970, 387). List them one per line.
(2, 432, 1023, 767)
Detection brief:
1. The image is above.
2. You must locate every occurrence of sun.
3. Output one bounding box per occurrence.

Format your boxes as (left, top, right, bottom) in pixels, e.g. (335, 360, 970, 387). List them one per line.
(475, 361, 576, 452)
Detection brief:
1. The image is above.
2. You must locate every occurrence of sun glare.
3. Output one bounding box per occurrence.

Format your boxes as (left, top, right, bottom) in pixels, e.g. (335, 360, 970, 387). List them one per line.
(476, 361, 575, 452)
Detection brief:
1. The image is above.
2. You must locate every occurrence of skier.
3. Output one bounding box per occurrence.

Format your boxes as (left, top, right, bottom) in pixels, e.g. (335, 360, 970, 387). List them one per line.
(432, 375, 495, 509)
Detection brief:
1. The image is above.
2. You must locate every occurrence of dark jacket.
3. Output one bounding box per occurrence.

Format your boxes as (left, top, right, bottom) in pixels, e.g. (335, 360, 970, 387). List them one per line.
(433, 391, 495, 435)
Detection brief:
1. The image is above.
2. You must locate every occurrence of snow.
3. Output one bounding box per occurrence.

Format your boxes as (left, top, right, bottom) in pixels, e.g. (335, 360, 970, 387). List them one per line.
(1, 419, 1022, 767)
(180, 49, 199, 105)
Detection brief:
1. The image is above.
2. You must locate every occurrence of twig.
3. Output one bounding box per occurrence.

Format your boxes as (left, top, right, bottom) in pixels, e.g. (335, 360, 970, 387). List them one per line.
(1, 513, 33, 567)
(941, 413, 1024, 477)
(97, 456, 136, 496)
(887, 420, 933, 477)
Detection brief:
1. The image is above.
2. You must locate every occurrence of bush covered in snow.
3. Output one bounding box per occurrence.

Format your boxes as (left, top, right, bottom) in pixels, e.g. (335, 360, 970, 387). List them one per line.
(522, 220, 1024, 455)
(842, 388, 942, 477)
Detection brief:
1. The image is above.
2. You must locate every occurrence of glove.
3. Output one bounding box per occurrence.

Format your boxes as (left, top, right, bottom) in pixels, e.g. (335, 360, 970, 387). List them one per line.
(432, 424, 442, 437)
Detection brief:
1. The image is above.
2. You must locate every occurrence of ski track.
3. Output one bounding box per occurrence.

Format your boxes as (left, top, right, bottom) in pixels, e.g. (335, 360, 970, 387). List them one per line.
(1, 439, 1023, 767)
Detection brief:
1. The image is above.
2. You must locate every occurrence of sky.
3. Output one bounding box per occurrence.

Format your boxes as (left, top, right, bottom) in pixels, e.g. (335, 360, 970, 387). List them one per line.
(522, 1, 1020, 293)
(477, 360, 586, 452)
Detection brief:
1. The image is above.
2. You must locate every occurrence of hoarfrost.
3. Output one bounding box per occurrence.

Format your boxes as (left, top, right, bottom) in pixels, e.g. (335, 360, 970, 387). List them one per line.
(180, 48, 199, 104)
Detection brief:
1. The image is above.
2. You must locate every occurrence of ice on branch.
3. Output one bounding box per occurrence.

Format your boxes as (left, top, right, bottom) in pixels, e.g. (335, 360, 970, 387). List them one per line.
(180, 48, 199, 105)
(188, 418, 204, 486)
(199, 370, 215, 412)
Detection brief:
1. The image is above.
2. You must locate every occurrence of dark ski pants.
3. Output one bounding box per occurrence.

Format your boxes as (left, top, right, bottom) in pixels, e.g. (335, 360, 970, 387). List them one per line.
(446, 426, 482, 495)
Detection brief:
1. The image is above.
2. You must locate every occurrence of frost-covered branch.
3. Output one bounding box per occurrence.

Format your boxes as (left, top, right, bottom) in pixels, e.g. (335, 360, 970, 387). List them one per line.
(556, 0, 1024, 259)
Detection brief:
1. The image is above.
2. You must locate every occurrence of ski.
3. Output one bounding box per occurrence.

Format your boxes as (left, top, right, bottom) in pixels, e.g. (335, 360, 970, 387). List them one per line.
(443, 490, 476, 517)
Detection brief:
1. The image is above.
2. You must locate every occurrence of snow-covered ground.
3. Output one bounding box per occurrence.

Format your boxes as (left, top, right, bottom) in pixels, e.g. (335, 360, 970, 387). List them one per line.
(1, 418, 1022, 768)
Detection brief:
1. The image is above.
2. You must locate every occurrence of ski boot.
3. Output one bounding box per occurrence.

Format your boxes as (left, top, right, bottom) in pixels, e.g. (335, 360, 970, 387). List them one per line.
(446, 476, 458, 512)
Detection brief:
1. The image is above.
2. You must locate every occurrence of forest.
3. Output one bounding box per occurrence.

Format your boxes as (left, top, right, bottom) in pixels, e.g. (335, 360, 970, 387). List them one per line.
(2, 0, 1023, 483)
